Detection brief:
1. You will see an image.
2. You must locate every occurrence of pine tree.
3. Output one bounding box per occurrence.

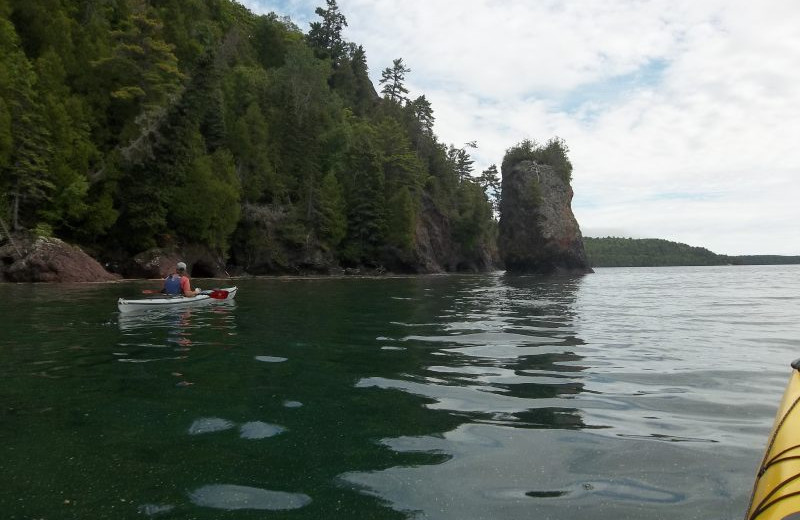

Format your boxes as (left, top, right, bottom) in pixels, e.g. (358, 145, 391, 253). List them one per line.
(477, 164, 501, 213)
(447, 144, 475, 183)
(317, 171, 347, 249)
(410, 95, 434, 135)
(307, 0, 348, 66)
(0, 18, 53, 230)
(379, 58, 410, 104)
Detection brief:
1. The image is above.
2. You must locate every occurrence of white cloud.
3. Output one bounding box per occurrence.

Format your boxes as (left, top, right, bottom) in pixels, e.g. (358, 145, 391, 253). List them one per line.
(239, 0, 800, 255)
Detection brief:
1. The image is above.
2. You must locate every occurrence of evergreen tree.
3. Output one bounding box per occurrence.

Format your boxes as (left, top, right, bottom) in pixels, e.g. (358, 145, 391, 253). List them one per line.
(34, 50, 99, 235)
(0, 17, 53, 230)
(409, 95, 434, 135)
(229, 102, 279, 203)
(307, 0, 348, 66)
(251, 14, 295, 71)
(340, 124, 386, 263)
(477, 164, 500, 213)
(447, 144, 475, 183)
(386, 186, 415, 251)
(317, 171, 347, 249)
(92, 9, 185, 153)
(453, 179, 492, 253)
(379, 58, 410, 104)
(170, 146, 241, 253)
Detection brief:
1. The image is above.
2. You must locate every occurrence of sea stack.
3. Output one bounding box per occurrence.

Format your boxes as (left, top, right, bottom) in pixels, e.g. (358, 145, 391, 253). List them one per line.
(499, 160, 592, 274)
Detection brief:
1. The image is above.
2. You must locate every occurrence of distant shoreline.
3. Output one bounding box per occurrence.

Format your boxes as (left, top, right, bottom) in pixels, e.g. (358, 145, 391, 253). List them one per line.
(583, 237, 800, 268)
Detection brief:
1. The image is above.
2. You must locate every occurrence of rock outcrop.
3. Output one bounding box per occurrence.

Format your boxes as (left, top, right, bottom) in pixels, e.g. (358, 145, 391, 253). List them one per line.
(0, 233, 120, 282)
(498, 160, 592, 274)
(108, 245, 230, 279)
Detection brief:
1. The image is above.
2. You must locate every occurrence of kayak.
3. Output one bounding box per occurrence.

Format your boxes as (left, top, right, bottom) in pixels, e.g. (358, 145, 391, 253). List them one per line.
(747, 359, 800, 520)
(117, 287, 238, 313)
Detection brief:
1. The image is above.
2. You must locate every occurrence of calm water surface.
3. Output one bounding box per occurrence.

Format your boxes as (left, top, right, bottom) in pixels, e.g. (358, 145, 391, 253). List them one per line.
(2, 265, 799, 519)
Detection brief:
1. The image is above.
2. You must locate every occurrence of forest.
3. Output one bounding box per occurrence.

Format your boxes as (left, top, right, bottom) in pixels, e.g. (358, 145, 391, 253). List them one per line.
(0, 0, 505, 273)
(584, 237, 800, 267)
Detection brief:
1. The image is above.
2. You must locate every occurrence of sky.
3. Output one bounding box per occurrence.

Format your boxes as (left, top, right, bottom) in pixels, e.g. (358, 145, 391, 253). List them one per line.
(239, 0, 800, 255)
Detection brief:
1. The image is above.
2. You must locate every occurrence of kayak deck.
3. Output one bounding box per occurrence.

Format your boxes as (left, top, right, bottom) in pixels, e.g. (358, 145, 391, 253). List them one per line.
(117, 286, 238, 313)
(747, 359, 800, 520)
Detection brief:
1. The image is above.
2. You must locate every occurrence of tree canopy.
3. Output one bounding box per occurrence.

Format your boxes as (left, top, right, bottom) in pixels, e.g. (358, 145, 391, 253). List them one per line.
(0, 0, 498, 273)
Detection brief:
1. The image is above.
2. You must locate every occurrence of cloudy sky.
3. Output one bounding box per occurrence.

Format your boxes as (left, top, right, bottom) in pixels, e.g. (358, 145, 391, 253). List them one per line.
(239, 0, 800, 255)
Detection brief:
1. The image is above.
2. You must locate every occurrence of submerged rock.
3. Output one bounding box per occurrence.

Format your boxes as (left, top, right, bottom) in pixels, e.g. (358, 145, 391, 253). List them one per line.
(189, 484, 311, 511)
(188, 417, 235, 435)
(498, 161, 592, 274)
(255, 356, 288, 363)
(239, 421, 285, 439)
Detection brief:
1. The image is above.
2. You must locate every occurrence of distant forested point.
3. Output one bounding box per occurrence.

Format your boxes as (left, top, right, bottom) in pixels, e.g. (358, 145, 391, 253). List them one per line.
(584, 237, 800, 267)
(0, 0, 509, 274)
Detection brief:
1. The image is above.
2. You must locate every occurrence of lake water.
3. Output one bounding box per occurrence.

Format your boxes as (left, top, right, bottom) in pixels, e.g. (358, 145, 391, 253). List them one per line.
(2, 265, 799, 519)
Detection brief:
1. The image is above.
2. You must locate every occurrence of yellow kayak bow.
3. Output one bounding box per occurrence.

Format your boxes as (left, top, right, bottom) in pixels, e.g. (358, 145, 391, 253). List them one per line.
(747, 359, 800, 520)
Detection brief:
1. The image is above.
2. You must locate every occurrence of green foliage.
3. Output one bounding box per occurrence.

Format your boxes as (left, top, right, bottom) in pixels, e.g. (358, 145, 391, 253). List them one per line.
(91, 11, 185, 145)
(307, 0, 348, 65)
(171, 148, 241, 253)
(0, 16, 53, 229)
(0, 0, 498, 271)
(317, 171, 347, 248)
(502, 137, 573, 183)
(409, 95, 434, 136)
(229, 101, 278, 202)
(0, 97, 11, 167)
(386, 186, 415, 251)
(447, 144, 475, 183)
(33, 222, 52, 238)
(477, 164, 500, 213)
(452, 180, 493, 253)
(251, 14, 296, 70)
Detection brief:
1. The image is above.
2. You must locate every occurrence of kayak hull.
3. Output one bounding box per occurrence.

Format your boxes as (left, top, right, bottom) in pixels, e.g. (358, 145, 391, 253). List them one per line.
(117, 286, 238, 313)
(747, 359, 800, 520)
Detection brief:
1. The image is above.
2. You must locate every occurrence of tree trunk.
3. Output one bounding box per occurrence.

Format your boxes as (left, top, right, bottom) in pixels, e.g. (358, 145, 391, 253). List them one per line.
(12, 187, 20, 231)
(0, 215, 23, 258)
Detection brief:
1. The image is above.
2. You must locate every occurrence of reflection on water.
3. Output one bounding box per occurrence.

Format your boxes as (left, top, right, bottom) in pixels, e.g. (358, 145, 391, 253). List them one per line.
(115, 301, 237, 386)
(356, 273, 589, 430)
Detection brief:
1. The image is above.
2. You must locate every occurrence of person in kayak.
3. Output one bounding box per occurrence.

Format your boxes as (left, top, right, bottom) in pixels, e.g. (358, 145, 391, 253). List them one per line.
(163, 262, 201, 297)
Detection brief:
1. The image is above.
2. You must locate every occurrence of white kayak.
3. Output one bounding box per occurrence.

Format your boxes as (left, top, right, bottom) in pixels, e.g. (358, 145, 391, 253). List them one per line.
(117, 287, 238, 313)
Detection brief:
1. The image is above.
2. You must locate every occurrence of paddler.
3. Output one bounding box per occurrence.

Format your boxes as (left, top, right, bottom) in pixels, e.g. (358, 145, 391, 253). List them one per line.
(163, 262, 201, 296)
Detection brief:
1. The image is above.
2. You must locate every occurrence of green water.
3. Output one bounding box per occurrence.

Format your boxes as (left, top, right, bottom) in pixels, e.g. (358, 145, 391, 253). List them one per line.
(2, 268, 799, 519)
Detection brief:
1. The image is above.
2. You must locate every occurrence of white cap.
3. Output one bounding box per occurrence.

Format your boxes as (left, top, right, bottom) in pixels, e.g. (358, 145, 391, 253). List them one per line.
(177, 261, 187, 271)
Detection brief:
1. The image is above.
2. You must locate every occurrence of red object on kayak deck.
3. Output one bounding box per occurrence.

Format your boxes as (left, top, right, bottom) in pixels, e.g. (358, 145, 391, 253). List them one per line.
(208, 290, 229, 299)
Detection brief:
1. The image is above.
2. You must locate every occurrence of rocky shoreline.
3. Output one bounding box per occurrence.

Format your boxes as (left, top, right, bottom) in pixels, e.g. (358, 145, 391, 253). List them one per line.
(0, 232, 485, 283)
(1, 156, 592, 283)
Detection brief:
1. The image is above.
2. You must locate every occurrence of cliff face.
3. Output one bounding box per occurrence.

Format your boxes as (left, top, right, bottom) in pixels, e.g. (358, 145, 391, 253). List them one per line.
(226, 196, 497, 276)
(498, 160, 592, 274)
(411, 193, 495, 273)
